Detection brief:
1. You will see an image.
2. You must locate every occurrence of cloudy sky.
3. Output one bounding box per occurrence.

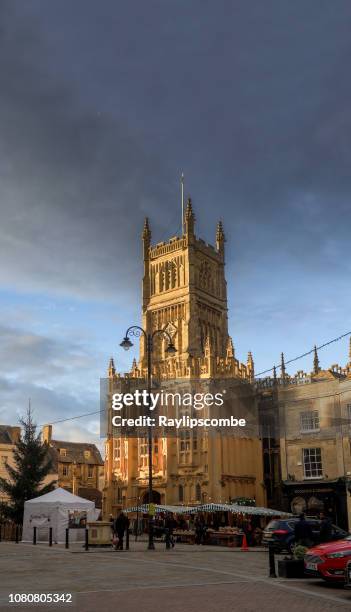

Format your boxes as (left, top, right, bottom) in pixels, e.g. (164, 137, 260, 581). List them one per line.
(1, 0, 351, 445)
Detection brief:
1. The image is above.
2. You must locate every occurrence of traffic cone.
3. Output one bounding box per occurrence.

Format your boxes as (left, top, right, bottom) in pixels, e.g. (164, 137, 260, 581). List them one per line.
(241, 534, 249, 551)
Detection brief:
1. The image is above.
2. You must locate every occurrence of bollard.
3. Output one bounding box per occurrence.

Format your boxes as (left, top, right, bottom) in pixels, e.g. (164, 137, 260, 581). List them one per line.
(0, 523, 2, 543)
(165, 528, 170, 550)
(33, 526, 37, 545)
(269, 542, 276, 578)
(15, 525, 19, 544)
(49, 527, 53, 547)
(65, 528, 69, 549)
(126, 528, 129, 551)
(85, 528, 89, 551)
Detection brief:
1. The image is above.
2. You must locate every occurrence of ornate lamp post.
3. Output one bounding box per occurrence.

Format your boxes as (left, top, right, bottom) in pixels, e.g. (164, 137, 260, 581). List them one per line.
(120, 325, 176, 550)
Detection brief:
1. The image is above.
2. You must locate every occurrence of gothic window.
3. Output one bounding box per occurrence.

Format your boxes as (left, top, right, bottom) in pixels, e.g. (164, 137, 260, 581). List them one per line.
(178, 484, 184, 502)
(180, 430, 190, 451)
(199, 261, 212, 291)
(139, 437, 148, 468)
(161, 267, 166, 292)
(193, 430, 197, 451)
(195, 483, 201, 502)
(155, 271, 159, 294)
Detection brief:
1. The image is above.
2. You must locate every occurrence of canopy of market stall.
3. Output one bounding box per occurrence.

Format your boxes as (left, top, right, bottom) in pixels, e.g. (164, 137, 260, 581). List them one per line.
(197, 503, 292, 517)
(123, 502, 291, 517)
(124, 504, 194, 515)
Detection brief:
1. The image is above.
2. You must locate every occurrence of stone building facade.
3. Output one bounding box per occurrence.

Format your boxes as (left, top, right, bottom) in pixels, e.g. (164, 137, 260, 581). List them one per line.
(257, 345, 351, 530)
(42, 425, 104, 507)
(103, 199, 265, 517)
(0, 426, 21, 505)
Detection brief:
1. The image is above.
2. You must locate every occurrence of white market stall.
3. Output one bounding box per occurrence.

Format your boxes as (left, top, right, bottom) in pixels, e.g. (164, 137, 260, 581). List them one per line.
(22, 488, 97, 543)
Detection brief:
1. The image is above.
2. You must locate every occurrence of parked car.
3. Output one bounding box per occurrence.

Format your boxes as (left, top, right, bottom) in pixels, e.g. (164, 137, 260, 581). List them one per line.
(304, 537, 351, 582)
(262, 518, 347, 553)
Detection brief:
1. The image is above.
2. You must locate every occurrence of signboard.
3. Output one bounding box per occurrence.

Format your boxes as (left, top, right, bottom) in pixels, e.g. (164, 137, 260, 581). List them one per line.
(68, 510, 87, 528)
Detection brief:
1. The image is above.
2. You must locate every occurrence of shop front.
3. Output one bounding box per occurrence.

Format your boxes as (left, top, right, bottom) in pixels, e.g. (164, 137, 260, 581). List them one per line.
(282, 478, 349, 531)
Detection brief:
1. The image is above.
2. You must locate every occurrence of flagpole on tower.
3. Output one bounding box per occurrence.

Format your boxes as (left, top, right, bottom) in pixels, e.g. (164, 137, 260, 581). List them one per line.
(181, 172, 184, 235)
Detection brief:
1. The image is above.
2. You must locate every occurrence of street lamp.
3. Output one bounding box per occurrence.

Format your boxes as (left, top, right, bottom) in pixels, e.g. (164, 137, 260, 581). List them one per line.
(120, 324, 176, 549)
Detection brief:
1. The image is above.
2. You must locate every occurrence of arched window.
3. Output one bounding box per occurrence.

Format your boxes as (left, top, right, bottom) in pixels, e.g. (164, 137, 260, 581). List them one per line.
(178, 484, 184, 502)
(195, 483, 201, 502)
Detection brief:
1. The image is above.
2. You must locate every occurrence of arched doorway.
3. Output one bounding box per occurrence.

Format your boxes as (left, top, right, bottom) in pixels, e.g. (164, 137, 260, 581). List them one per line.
(141, 490, 161, 504)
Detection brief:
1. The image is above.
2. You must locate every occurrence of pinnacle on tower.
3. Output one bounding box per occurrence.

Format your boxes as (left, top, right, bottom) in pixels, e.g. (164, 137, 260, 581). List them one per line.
(247, 351, 254, 380)
(142, 217, 151, 243)
(313, 345, 320, 374)
(185, 197, 195, 235)
(216, 220, 225, 253)
(108, 357, 116, 377)
(273, 365, 277, 381)
(226, 336, 235, 359)
(281, 352, 286, 379)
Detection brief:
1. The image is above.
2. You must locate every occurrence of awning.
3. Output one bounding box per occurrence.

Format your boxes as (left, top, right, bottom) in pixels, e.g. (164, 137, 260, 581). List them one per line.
(124, 504, 194, 515)
(123, 502, 291, 517)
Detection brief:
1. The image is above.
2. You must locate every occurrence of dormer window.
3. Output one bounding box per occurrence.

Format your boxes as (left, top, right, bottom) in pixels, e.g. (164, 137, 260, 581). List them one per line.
(84, 450, 90, 459)
(60, 448, 67, 457)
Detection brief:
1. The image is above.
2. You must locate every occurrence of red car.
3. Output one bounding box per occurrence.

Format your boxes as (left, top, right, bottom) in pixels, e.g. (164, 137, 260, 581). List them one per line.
(304, 536, 351, 582)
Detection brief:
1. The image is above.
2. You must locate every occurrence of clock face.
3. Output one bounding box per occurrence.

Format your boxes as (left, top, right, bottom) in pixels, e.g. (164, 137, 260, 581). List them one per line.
(164, 321, 177, 339)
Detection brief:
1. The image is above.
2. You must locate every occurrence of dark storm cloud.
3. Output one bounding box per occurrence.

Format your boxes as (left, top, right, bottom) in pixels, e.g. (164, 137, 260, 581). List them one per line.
(0, 0, 351, 304)
(0, 1, 180, 300)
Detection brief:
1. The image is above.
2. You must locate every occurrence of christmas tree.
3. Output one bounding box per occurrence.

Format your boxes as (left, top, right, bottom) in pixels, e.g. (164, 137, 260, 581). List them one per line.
(0, 409, 56, 524)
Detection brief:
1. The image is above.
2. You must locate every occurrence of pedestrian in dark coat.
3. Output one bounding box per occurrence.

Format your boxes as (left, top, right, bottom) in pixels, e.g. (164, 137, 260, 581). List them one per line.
(165, 513, 175, 548)
(294, 513, 313, 547)
(319, 512, 332, 543)
(114, 511, 129, 550)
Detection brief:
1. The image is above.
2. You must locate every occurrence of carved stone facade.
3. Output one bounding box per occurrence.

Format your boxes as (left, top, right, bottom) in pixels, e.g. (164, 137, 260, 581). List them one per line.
(103, 200, 265, 517)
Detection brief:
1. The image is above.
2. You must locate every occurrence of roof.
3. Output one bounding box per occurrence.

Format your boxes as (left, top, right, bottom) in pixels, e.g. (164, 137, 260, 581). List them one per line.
(49, 440, 103, 466)
(26, 487, 94, 506)
(0, 425, 20, 445)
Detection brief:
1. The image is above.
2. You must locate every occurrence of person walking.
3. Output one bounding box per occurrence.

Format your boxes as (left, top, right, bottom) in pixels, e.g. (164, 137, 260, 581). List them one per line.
(195, 515, 206, 545)
(319, 511, 332, 543)
(165, 513, 175, 548)
(294, 513, 313, 547)
(114, 511, 129, 550)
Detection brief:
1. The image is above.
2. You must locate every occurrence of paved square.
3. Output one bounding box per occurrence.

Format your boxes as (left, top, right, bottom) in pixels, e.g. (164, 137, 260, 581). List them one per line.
(0, 541, 350, 611)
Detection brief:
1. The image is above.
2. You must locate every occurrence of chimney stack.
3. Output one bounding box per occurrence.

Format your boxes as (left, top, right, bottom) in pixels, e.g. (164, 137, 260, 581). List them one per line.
(42, 424, 52, 445)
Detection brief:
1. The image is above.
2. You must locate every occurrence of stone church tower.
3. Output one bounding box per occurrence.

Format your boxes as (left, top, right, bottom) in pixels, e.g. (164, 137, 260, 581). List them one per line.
(103, 199, 265, 516)
(139, 198, 228, 367)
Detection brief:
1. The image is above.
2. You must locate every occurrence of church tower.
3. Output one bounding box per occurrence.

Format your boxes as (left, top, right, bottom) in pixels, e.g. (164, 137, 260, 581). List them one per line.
(139, 198, 229, 370)
(103, 196, 265, 517)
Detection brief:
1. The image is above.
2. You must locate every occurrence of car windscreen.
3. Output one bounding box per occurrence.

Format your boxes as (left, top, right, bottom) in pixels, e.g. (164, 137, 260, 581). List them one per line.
(265, 520, 285, 530)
